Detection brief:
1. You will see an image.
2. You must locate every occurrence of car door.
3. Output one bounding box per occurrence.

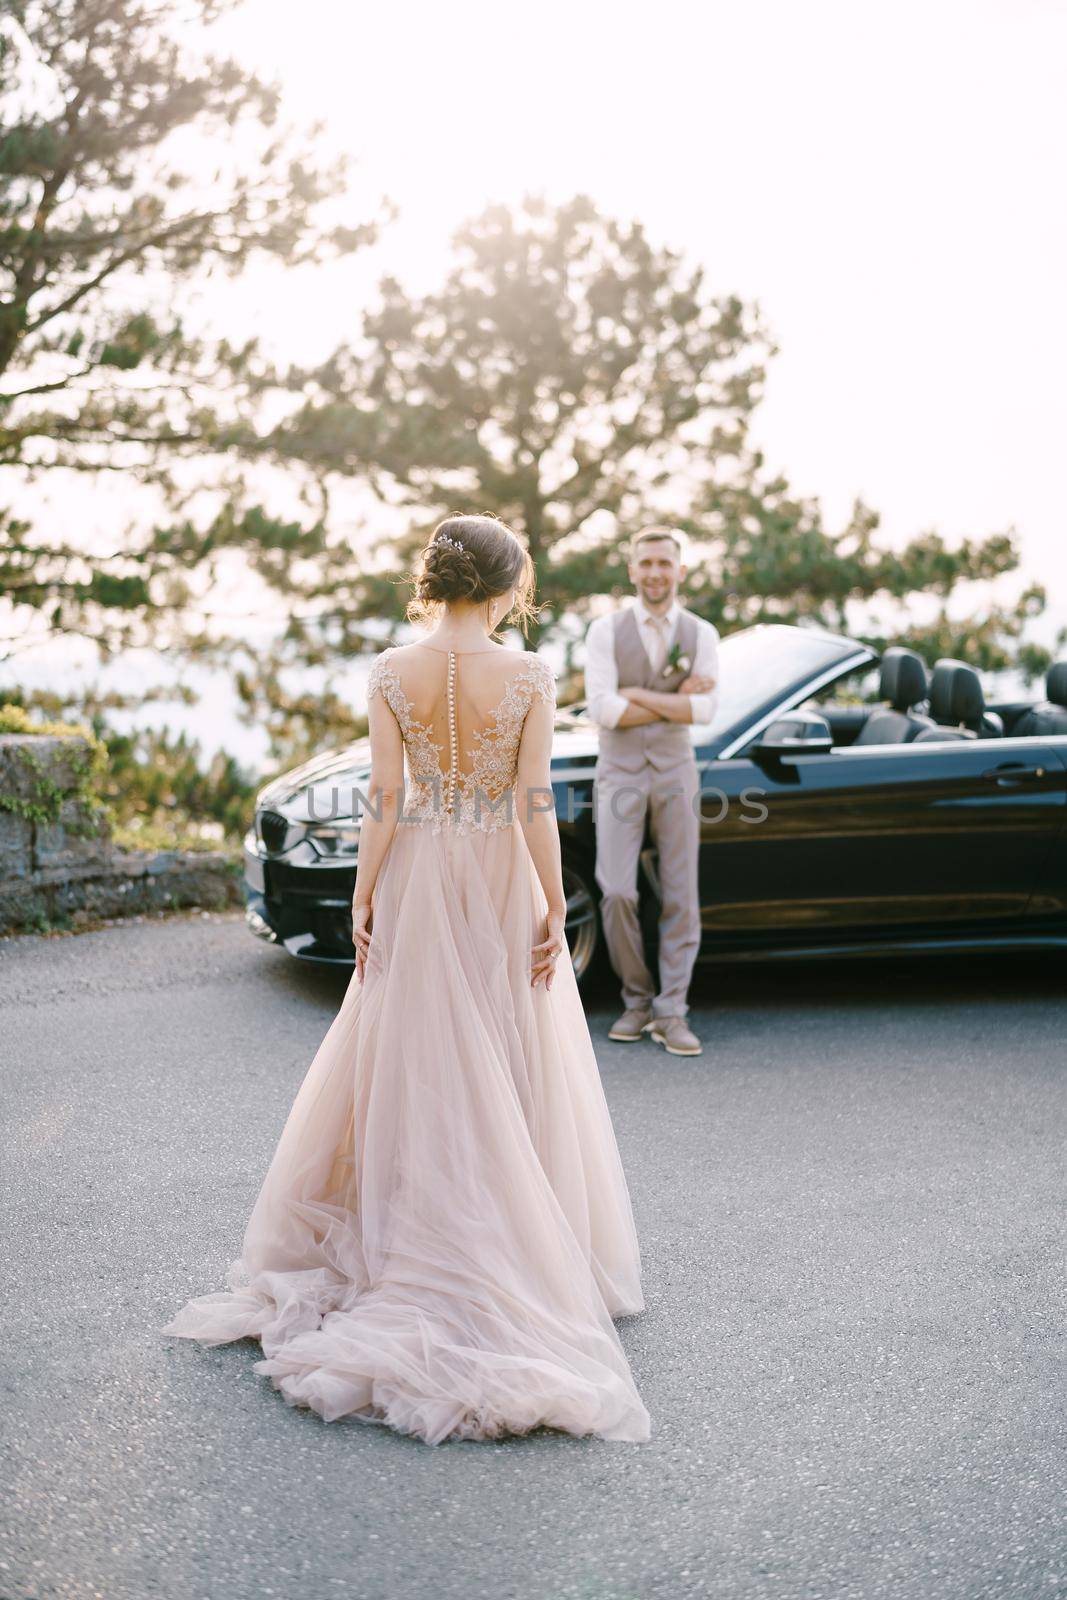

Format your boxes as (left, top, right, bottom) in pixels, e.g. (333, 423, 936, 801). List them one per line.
(695, 734, 1067, 951)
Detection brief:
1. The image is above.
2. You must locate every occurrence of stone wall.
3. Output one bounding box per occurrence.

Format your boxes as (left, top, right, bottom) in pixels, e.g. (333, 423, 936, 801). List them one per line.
(0, 733, 242, 936)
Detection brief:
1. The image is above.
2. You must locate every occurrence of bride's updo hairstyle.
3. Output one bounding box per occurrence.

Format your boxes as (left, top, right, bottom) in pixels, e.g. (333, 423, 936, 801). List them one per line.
(409, 513, 538, 635)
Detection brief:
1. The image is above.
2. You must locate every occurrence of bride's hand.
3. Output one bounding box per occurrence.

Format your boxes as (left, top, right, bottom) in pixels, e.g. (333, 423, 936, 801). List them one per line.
(531, 906, 566, 990)
(353, 899, 373, 983)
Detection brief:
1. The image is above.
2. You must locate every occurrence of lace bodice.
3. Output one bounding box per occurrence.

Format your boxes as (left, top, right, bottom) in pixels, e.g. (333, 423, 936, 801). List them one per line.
(366, 645, 557, 834)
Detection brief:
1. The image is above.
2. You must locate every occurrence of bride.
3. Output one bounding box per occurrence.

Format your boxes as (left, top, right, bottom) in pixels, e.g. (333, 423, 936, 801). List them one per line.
(163, 513, 651, 1445)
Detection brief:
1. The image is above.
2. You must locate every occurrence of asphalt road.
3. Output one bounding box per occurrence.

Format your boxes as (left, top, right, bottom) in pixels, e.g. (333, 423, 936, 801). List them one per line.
(1, 912, 1064, 1600)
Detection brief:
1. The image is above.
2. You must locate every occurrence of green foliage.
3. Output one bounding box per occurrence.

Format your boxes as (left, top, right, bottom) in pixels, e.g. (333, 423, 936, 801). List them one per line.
(0, 701, 91, 737)
(877, 586, 1057, 679)
(266, 193, 771, 649)
(678, 468, 1053, 679)
(0, 691, 253, 847)
(232, 667, 369, 773)
(96, 723, 254, 850)
(0, 0, 380, 656)
(0, 701, 108, 825)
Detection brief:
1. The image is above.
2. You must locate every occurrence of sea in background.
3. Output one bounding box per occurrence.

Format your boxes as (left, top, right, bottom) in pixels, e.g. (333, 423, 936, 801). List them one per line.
(4, 591, 1060, 786)
(0, 615, 580, 780)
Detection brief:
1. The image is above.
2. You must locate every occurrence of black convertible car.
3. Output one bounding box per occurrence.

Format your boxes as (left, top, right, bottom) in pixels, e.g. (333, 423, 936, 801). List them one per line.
(243, 624, 1067, 983)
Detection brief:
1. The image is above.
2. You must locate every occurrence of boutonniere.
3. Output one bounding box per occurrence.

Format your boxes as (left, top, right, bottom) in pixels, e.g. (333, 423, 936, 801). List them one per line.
(662, 642, 692, 678)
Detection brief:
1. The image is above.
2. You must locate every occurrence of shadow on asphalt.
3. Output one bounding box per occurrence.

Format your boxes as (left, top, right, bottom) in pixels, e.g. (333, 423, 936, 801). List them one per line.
(683, 950, 1065, 1014)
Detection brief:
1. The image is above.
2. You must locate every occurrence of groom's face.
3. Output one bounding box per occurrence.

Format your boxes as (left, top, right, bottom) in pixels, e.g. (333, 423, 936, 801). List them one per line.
(628, 538, 686, 611)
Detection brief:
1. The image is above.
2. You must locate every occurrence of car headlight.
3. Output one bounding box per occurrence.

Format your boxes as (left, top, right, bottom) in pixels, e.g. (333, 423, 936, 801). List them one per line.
(306, 822, 361, 859)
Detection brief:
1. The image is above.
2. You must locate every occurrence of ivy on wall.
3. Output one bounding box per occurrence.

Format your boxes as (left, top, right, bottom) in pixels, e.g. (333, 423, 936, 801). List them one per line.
(0, 706, 109, 832)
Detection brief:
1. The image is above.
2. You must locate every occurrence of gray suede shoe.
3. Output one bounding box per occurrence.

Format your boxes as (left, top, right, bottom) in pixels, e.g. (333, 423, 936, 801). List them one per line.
(608, 1006, 653, 1042)
(648, 1016, 702, 1056)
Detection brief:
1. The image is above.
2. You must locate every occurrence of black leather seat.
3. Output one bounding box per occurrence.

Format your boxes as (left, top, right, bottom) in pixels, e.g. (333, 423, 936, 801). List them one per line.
(853, 647, 934, 744)
(1014, 662, 1067, 736)
(912, 658, 998, 740)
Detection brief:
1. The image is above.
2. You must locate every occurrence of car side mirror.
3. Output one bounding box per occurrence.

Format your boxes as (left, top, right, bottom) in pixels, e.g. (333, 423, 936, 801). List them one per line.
(753, 710, 833, 758)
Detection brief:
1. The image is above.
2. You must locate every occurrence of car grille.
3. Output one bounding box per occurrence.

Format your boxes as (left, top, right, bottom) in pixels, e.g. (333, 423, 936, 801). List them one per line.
(259, 810, 292, 855)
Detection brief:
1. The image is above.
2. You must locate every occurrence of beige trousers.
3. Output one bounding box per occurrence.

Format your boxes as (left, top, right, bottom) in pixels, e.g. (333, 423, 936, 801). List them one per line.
(594, 759, 702, 1019)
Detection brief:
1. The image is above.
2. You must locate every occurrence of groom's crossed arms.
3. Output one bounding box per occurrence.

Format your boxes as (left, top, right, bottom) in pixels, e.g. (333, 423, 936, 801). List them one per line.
(618, 669, 717, 726)
(584, 613, 720, 729)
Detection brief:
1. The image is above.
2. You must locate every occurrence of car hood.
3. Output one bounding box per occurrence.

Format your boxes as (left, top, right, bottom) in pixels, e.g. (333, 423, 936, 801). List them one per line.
(256, 739, 375, 814)
(256, 719, 601, 816)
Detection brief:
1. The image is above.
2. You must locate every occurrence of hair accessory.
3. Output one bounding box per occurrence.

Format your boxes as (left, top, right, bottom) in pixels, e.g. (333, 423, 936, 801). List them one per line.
(434, 531, 464, 553)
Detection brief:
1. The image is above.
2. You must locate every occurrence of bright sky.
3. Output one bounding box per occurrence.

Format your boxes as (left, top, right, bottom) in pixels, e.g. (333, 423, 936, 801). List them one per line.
(200, 0, 1067, 637)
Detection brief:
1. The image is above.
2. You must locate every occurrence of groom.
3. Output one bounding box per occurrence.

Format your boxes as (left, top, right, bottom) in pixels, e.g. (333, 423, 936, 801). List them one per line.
(584, 528, 720, 1057)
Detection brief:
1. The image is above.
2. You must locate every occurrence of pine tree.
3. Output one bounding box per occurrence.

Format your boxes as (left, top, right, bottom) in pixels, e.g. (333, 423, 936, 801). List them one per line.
(267, 193, 771, 651)
(0, 0, 379, 658)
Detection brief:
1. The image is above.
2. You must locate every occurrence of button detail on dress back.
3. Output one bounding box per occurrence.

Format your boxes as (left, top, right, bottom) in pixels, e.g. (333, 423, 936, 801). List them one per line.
(366, 648, 556, 835)
(444, 649, 459, 816)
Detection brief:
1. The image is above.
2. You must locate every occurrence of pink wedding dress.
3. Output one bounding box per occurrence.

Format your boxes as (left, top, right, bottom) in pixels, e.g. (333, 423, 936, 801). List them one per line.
(163, 643, 650, 1444)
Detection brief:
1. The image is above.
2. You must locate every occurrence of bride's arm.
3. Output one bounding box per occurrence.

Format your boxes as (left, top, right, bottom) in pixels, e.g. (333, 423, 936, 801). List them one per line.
(351, 690, 405, 979)
(515, 690, 567, 989)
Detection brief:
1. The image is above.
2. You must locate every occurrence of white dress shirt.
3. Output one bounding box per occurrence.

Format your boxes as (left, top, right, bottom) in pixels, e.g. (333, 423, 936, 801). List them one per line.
(584, 599, 720, 730)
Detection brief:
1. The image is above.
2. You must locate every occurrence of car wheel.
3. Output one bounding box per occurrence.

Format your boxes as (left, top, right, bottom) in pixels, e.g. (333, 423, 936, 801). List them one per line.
(562, 854, 601, 986)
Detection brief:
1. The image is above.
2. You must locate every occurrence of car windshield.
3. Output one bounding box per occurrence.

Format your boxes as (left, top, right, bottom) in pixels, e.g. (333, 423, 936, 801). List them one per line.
(691, 624, 859, 744)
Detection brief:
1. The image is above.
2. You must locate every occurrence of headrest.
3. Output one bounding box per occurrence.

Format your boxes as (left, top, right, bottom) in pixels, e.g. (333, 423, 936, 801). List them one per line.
(1046, 661, 1067, 708)
(879, 647, 928, 711)
(929, 658, 984, 727)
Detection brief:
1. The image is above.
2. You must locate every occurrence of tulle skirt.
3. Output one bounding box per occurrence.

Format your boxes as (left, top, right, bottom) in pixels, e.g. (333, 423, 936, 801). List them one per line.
(162, 819, 650, 1444)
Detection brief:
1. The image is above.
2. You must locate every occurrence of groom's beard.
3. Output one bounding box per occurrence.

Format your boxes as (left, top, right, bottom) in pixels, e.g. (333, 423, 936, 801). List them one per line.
(637, 578, 677, 610)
